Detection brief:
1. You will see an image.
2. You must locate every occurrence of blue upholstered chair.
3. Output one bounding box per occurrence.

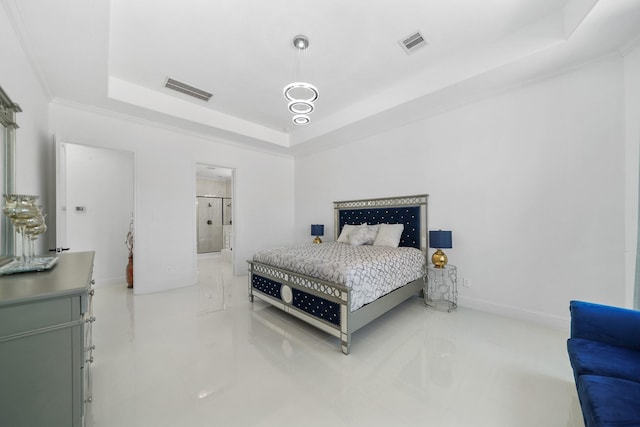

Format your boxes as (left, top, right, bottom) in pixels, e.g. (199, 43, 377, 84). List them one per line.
(567, 300, 640, 427)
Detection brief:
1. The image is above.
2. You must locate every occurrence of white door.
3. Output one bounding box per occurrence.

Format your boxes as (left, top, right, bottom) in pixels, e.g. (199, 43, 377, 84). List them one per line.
(50, 137, 69, 253)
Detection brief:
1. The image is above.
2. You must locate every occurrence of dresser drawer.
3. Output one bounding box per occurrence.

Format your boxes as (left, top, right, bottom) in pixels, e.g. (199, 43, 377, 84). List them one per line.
(0, 296, 81, 338)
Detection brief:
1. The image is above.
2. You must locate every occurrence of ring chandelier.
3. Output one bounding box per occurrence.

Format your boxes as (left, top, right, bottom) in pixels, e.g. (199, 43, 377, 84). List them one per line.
(283, 35, 318, 126)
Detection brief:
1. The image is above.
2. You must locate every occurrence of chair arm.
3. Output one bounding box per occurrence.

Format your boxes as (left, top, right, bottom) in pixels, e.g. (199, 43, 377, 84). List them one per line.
(570, 300, 640, 351)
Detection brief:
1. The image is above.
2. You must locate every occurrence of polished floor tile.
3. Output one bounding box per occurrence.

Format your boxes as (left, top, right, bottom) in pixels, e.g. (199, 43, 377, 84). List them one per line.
(87, 254, 584, 427)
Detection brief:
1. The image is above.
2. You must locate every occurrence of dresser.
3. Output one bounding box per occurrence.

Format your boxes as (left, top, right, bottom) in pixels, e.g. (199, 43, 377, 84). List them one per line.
(0, 251, 95, 427)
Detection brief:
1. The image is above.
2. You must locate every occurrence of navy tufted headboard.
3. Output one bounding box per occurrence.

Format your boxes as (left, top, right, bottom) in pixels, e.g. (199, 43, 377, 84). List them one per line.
(334, 195, 428, 252)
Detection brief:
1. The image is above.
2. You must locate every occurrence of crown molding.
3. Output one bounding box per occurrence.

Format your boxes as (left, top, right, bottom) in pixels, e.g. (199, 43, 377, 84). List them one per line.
(293, 49, 623, 159)
(49, 98, 294, 159)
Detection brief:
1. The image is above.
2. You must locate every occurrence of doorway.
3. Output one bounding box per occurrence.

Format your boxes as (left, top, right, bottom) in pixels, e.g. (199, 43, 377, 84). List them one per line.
(55, 142, 134, 284)
(195, 164, 233, 262)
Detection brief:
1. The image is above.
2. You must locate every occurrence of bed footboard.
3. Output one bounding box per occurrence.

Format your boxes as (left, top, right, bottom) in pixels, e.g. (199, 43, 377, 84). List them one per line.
(248, 260, 353, 354)
(248, 260, 425, 354)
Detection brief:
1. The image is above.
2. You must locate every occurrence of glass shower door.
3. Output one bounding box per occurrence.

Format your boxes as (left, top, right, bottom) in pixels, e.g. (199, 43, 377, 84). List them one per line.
(197, 197, 223, 253)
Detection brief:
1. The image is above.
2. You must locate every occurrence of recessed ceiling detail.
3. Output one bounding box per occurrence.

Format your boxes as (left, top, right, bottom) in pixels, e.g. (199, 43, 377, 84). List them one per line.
(9, 0, 640, 152)
(399, 31, 428, 55)
(165, 78, 213, 102)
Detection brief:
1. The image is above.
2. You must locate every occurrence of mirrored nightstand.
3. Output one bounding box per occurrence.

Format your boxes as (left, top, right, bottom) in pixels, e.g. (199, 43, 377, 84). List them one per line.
(425, 264, 457, 312)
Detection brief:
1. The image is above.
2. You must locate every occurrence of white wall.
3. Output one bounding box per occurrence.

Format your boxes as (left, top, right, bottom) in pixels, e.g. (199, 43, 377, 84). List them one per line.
(50, 103, 295, 294)
(294, 56, 626, 328)
(623, 41, 640, 308)
(64, 143, 134, 284)
(0, 6, 52, 254)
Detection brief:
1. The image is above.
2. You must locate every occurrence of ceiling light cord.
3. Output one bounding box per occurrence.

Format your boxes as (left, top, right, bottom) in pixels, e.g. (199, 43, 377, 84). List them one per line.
(294, 45, 302, 82)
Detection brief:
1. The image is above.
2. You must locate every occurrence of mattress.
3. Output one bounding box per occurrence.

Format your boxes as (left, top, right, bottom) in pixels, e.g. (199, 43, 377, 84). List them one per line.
(253, 242, 425, 311)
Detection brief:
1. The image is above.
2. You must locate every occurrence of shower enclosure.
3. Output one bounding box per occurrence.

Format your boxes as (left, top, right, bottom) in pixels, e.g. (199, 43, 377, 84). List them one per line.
(197, 196, 224, 253)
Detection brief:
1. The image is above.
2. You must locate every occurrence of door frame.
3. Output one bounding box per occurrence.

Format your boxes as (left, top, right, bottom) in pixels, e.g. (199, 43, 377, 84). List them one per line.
(194, 163, 235, 267)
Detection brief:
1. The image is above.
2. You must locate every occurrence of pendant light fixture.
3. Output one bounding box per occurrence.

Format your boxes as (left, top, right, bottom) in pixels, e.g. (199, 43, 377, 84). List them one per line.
(283, 35, 318, 126)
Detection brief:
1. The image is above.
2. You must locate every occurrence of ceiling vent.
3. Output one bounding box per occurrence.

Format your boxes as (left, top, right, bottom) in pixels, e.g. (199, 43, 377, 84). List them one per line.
(165, 78, 213, 102)
(398, 31, 428, 55)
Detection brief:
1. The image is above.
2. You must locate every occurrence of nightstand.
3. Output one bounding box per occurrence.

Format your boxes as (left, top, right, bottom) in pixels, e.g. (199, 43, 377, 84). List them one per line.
(425, 264, 457, 312)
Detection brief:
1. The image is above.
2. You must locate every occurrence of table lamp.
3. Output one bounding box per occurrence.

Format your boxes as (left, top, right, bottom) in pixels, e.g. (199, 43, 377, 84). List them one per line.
(429, 230, 452, 268)
(311, 224, 324, 243)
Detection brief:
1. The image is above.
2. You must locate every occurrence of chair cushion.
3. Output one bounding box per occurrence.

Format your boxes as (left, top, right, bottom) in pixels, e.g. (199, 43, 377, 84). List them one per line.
(568, 338, 640, 383)
(577, 375, 640, 427)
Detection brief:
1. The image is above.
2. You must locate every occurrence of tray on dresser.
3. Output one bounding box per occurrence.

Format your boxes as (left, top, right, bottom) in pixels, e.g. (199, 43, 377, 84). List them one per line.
(0, 256, 58, 275)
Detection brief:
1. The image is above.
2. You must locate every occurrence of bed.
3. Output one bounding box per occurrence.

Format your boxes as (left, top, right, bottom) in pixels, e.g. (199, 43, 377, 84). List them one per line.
(247, 194, 428, 354)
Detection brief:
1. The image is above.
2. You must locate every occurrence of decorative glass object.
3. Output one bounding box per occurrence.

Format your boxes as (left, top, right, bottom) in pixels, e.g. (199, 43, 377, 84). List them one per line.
(25, 209, 47, 262)
(1, 194, 56, 274)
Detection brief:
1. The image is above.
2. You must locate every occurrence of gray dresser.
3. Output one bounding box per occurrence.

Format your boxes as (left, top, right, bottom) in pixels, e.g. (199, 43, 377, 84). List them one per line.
(0, 251, 95, 427)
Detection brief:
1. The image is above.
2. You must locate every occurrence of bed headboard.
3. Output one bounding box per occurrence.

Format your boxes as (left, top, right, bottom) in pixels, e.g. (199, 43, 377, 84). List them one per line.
(334, 194, 429, 252)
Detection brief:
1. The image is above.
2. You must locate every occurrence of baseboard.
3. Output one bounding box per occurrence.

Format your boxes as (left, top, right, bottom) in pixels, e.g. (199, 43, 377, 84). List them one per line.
(457, 296, 571, 332)
(93, 276, 126, 286)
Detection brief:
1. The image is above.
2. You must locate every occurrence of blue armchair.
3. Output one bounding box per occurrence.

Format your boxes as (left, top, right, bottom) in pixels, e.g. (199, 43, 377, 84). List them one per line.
(567, 300, 640, 427)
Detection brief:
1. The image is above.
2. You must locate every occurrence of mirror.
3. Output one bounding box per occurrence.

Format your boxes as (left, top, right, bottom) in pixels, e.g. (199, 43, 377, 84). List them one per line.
(0, 85, 21, 258)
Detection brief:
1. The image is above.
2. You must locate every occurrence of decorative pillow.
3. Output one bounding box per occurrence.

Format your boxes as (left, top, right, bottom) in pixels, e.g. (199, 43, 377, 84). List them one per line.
(373, 223, 404, 247)
(337, 224, 357, 243)
(349, 224, 378, 246)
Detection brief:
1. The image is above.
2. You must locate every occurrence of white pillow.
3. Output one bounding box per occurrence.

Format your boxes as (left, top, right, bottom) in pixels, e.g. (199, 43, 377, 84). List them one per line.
(373, 223, 404, 247)
(337, 224, 357, 243)
(349, 224, 378, 246)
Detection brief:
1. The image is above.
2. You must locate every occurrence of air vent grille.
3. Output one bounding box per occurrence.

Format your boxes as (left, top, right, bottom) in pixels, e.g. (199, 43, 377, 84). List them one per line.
(165, 78, 213, 102)
(399, 31, 428, 55)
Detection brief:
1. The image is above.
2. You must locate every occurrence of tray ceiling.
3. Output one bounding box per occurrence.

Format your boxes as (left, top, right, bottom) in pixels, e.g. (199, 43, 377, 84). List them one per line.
(3, 0, 640, 153)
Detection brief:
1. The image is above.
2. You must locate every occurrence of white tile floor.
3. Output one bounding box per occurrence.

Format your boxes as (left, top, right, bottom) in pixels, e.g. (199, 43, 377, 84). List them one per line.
(87, 254, 584, 427)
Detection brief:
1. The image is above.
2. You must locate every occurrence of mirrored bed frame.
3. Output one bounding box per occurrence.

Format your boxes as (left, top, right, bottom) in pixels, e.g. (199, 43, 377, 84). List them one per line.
(247, 194, 428, 354)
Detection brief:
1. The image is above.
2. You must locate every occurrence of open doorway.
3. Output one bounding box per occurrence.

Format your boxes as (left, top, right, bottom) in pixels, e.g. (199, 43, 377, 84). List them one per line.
(55, 142, 134, 285)
(195, 163, 233, 264)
